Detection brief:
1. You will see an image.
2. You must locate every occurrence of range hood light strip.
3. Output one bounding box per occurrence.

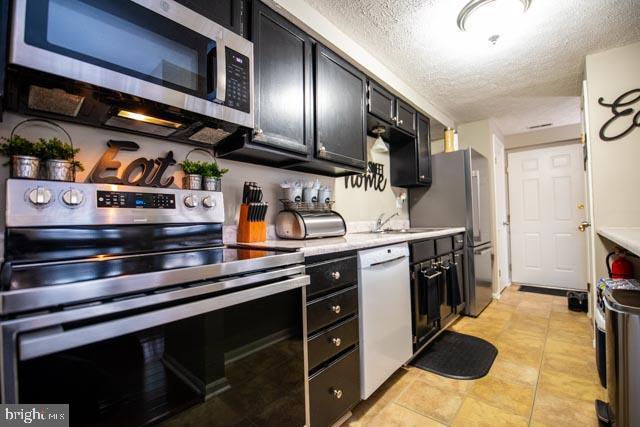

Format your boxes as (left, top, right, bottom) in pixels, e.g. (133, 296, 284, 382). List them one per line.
(117, 110, 184, 129)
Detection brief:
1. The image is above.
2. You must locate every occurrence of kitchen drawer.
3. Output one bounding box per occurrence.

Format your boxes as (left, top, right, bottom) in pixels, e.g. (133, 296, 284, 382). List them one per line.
(310, 346, 361, 427)
(307, 256, 357, 297)
(436, 237, 453, 255)
(410, 239, 436, 263)
(308, 315, 359, 370)
(453, 233, 465, 251)
(307, 285, 358, 334)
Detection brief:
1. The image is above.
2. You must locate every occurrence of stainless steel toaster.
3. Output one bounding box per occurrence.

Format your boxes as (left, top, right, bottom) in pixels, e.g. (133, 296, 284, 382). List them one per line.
(275, 211, 346, 240)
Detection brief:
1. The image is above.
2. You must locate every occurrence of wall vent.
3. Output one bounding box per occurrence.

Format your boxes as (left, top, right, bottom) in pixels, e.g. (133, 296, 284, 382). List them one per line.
(527, 122, 553, 130)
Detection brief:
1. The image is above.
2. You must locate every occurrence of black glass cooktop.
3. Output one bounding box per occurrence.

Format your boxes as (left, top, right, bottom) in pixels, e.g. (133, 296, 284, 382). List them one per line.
(3, 247, 285, 291)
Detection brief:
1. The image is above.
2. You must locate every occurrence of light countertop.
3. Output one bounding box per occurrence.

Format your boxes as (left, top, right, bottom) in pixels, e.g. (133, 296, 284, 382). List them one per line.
(598, 227, 640, 258)
(235, 227, 466, 257)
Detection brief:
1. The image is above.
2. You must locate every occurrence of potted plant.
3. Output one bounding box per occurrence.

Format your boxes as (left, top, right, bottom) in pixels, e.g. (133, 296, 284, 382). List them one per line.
(38, 137, 84, 182)
(181, 159, 204, 190)
(0, 135, 40, 179)
(201, 161, 229, 191)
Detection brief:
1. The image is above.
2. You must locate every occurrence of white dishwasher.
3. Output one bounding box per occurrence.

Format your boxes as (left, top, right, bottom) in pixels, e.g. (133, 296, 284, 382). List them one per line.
(358, 242, 413, 399)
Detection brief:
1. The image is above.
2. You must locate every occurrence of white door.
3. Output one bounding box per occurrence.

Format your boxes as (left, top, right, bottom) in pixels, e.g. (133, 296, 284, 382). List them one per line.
(493, 135, 511, 293)
(508, 144, 587, 290)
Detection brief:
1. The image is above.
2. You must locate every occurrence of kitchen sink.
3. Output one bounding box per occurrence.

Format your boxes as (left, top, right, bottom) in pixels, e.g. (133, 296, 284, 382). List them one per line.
(353, 227, 449, 235)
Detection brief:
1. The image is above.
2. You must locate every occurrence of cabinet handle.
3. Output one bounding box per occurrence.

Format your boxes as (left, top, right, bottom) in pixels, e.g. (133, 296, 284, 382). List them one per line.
(331, 337, 342, 347)
(331, 271, 341, 280)
(331, 305, 341, 314)
(254, 128, 263, 135)
(399, 119, 404, 125)
(420, 175, 425, 179)
(392, 116, 398, 122)
(332, 388, 343, 399)
(319, 144, 326, 152)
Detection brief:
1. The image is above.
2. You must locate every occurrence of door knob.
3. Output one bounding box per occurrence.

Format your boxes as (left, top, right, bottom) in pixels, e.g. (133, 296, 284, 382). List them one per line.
(578, 221, 591, 232)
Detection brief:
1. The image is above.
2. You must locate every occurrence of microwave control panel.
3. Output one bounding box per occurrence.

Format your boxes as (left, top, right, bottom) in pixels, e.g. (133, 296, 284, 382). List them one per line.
(225, 47, 250, 113)
(97, 191, 176, 209)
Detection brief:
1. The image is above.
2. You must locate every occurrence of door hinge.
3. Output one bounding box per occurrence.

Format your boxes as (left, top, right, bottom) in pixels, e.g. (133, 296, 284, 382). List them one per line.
(413, 336, 417, 344)
(498, 269, 502, 277)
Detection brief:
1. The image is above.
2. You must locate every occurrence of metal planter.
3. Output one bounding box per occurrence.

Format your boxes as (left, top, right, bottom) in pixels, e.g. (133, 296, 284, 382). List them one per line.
(182, 174, 202, 190)
(46, 159, 74, 182)
(203, 177, 221, 192)
(10, 155, 40, 179)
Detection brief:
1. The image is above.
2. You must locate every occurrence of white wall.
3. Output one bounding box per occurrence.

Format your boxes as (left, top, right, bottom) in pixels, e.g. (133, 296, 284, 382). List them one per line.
(457, 119, 504, 294)
(0, 113, 408, 229)
(584, 41, 640, 280)
(504, 124, 582, 150)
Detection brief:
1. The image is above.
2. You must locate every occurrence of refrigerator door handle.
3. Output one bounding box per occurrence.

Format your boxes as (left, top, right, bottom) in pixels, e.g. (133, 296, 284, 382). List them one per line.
(472, 170, 482, 242)
(474, 246, 493, 256)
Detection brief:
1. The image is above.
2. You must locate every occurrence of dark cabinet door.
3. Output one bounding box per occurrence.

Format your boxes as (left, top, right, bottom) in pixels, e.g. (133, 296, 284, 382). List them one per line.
(395, 98, 417, 135)
(367, 80, 395, 125)
(315, 45, 367, 170)
(174, 0, 246, 37)
(251, 1, 313, 158)
(0, 0, 8, 107)
(416, 113, 432, 185)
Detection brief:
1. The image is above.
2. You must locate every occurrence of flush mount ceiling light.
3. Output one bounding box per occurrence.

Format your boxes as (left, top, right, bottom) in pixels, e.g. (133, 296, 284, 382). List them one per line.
(457, 0, 532, 44)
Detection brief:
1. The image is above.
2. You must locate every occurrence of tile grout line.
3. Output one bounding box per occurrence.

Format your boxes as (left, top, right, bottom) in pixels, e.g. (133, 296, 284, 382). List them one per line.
(527, 304, 553, 427)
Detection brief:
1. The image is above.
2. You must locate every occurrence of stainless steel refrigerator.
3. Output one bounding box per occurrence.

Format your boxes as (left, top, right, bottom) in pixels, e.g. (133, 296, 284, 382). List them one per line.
(409, 148, 493, 316)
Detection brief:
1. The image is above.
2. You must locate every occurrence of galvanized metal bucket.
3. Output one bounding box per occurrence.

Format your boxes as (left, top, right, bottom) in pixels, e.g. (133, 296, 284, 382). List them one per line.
(182, 174, 202, 190)
(203, 177, 221, 192)
(46, 159, 74, 182)
(10, 155, 40, 179)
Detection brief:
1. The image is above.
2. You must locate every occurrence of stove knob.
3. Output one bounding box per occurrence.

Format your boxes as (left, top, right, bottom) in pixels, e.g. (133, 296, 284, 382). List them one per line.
(62, 189, 84, 206)
(184, 194, 199, 208)
(202, 196, 216, 209)
(28, 187, 53, 206)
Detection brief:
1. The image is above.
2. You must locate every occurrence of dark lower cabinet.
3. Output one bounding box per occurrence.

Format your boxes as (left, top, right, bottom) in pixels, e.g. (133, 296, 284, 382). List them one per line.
(306, 253, 361, 427)
(309, 348, 360, 427)
(390, 113, 432, 187)
(313, 45, 367, 173)
(174, 0, 246, 37)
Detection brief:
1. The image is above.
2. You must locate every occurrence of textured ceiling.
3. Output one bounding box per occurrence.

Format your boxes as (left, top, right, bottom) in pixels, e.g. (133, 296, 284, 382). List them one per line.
(302, 0, 640, 134)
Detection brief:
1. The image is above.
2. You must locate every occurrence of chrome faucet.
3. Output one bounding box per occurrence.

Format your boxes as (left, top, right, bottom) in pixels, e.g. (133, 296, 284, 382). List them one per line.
(373, 212, 399, 232)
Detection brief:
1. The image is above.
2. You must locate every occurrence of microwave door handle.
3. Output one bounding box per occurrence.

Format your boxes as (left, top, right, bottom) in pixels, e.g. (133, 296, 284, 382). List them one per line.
(215, 37, 226, 104)
(18, 275, 309, 361)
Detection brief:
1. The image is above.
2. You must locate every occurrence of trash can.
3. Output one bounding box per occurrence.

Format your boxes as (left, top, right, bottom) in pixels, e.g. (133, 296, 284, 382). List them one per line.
(601, 288, 640, 426)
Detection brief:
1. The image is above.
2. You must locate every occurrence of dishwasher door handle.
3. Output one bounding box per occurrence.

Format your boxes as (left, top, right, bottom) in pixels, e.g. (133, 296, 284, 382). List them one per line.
(367, 255, 407, 268)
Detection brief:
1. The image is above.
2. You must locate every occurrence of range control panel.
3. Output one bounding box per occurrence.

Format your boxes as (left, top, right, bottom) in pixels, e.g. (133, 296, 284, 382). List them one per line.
(97, 191, 176, 209)
(225, 47, 250, 113)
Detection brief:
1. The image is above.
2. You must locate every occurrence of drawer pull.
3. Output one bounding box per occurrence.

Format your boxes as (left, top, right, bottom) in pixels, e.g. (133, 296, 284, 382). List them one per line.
(331, 271, 341, 280)
(331, 305, 341, 314)
(332, 388, 343, 399)
(331, 337, 342, 347)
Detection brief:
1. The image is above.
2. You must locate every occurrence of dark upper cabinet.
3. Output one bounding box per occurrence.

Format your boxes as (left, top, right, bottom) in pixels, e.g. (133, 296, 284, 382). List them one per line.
(174, 0, 247, 37)
(251, 0, 313, 158)
(367, 80, 395, 125)
(0, 0, 8, 114)
(389, 113, 431, 187)
(314, 45, 367, 171)
(395, 98, 417, 135)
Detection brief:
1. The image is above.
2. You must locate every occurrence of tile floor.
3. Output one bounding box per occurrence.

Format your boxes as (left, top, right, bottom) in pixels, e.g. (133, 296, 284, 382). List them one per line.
(344, 285, 604, 427)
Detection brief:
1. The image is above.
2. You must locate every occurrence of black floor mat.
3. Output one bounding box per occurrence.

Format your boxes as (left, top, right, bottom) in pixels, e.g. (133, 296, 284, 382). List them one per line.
(410, 331, 498, 380)
(518, 285, 567, 297)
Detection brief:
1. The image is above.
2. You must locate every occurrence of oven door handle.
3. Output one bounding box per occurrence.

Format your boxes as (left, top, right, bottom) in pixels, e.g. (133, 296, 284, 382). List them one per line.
(18, 275, 309, 361)
(215, 37, 226, 104)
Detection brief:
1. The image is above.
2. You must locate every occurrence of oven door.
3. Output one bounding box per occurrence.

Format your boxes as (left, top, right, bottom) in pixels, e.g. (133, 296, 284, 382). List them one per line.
(2, 271, 308, 426)
(10, 0, 253, 128)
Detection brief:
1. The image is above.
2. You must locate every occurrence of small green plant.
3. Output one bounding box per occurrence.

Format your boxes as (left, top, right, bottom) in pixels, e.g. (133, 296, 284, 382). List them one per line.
(181, 160, 229, 178)
(0, 135, 38, 165)
(201, 161, 229, 179)
(37, 137, 84, 171)
(181, 159, 204, 175)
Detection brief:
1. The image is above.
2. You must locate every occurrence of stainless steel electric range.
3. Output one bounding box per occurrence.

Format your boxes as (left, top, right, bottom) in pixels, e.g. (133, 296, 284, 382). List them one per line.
(0, 179, 309, 427)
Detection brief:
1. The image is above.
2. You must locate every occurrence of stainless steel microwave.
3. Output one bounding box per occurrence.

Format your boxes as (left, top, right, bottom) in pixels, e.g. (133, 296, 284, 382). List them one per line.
(9, 0, 254, 130)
